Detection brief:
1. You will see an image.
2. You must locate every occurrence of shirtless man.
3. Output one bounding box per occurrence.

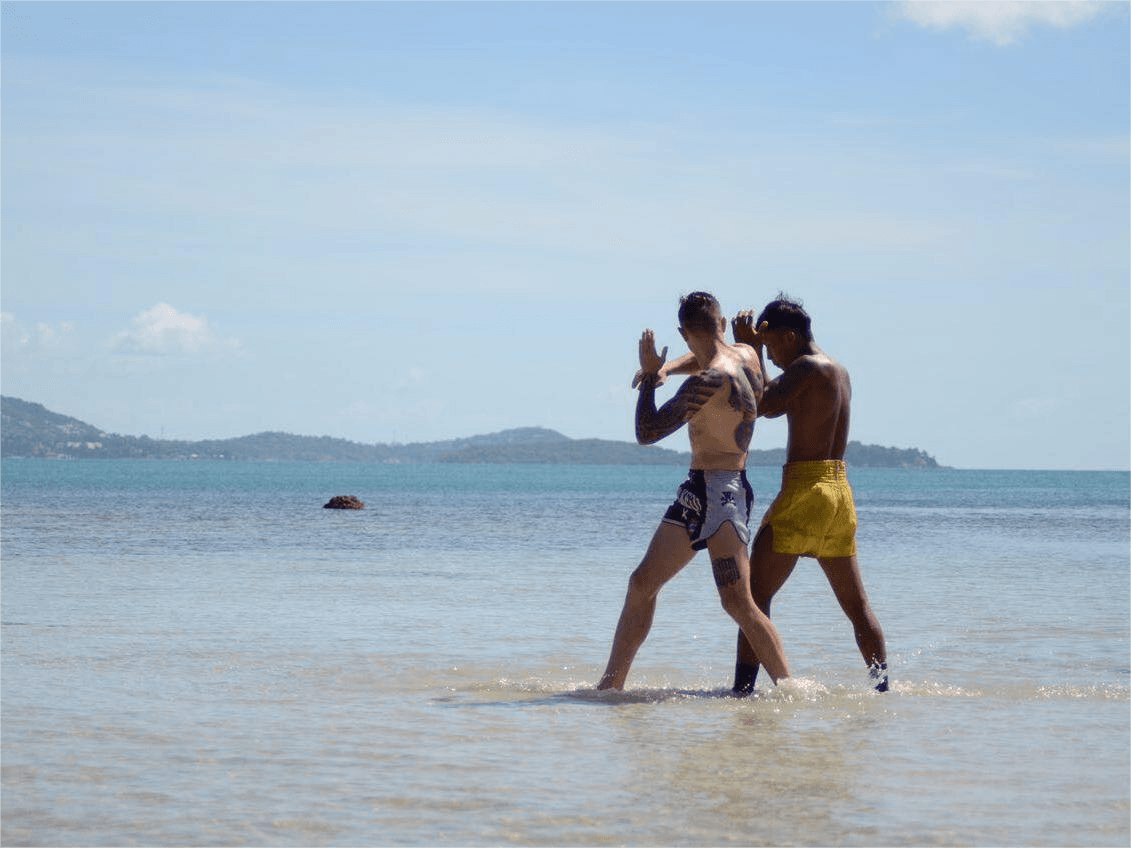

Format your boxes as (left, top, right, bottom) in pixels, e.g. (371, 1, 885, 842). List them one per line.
(597, 292, 790, 690)
(729, 295, 888, 693)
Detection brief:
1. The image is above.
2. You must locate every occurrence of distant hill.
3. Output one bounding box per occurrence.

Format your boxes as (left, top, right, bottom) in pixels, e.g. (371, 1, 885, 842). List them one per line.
(0, 396, 941, 468)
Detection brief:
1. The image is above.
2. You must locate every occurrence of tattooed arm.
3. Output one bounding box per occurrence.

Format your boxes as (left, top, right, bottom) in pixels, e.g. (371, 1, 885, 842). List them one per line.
(636, 372, 722, 445)
(633, 328, 720, 444)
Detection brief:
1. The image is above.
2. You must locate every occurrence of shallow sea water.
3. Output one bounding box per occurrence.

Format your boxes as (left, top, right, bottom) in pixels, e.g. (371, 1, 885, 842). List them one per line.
(2, 461, 1128, 846)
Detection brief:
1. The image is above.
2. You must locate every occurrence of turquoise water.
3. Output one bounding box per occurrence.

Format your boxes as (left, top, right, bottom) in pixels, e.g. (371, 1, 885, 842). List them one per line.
(2, 460, 1128, 846)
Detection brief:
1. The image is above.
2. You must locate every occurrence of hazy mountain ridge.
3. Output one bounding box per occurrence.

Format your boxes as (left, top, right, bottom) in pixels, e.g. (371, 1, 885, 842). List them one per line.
(0, 396, 941, 467)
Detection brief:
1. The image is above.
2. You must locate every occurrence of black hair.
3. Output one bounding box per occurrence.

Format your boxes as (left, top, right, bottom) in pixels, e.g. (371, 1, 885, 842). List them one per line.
(678, 291, 723, 334)
(757, 294, 812, 341)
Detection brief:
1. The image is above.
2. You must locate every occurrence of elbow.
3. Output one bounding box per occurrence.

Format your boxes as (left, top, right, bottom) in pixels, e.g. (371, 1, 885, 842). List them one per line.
(636, 427, 660, 446)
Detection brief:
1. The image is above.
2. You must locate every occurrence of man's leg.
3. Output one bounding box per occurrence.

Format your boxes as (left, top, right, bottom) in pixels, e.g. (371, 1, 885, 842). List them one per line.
(817, 554, 888, 691)
(733, 525, 799, 694)
(707, 524, 790, 684)
(597, 522, 696, 690)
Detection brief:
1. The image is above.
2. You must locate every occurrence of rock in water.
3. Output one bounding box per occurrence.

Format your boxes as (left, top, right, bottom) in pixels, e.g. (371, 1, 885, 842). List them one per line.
(324, 495, 365, 510)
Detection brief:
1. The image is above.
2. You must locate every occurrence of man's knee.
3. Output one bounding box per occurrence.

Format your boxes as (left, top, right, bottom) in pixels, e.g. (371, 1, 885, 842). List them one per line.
(713, 564, 755, 620)
(627, 563, 661, 600)
(717, 590, 754, 621)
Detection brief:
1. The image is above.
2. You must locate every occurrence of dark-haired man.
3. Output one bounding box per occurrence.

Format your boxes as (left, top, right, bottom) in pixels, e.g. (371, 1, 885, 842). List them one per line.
(730, 296, 888, 693)
(596, 292, 791, 690)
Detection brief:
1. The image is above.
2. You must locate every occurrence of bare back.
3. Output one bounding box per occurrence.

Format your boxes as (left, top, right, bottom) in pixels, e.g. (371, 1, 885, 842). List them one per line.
(688, 344, 763, 471)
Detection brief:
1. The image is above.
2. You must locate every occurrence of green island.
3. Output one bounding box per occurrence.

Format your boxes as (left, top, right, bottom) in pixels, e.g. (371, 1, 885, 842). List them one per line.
(1, 396, 941, 468)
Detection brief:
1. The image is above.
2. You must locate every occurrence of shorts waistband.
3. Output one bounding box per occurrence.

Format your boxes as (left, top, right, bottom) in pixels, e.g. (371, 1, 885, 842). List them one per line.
(689, 468, 749, 480)
(781, 460, 848, 484)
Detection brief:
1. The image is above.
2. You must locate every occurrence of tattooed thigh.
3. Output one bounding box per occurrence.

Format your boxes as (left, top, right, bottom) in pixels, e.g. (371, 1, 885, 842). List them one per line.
(712, 555, 741, 589)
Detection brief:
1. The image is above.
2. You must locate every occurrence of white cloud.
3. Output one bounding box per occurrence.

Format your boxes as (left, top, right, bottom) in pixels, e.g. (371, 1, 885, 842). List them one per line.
(1, 312, 28, 347)
(888, 1, 1109, 45)
(111, 303, 239, 355)
(1, 312, 75, 350)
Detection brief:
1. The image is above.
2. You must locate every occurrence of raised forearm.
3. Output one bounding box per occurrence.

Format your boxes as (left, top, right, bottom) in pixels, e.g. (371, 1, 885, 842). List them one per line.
(663, 352, 698, 377)
(635, 374, 688, 445)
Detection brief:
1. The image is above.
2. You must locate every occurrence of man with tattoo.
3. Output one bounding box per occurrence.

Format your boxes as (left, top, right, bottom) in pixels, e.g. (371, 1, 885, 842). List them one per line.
(596, 292, 791, 691)
(728, 295, 888, 693)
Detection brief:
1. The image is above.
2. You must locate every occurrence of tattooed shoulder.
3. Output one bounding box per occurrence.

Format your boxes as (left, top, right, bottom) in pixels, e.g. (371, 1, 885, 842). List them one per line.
(727, 369, 757, 418)
(742, 363, 764, 396)
(726, 368, 757, 452)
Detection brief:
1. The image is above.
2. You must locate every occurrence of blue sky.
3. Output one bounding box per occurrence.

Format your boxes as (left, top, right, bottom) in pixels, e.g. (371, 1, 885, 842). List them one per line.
(2, 1, 1128, 470)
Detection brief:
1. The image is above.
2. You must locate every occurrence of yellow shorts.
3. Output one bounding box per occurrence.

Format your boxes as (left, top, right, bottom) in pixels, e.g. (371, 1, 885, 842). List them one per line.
(758, 460, 857, 558)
